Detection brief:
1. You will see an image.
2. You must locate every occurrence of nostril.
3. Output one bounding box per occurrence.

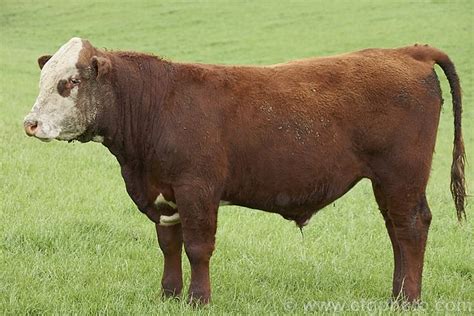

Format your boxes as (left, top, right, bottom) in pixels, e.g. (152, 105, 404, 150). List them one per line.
(24, 120, 38, 136)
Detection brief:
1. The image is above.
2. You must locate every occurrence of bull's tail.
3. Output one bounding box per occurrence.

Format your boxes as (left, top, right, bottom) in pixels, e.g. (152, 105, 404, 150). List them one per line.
(411, 45, 468, 221)
(432, 49, 467, 221)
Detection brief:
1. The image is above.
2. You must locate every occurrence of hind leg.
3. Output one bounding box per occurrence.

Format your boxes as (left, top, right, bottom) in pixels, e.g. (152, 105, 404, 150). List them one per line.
(390, 192, 431, 302)
(374, 180, 432, 302)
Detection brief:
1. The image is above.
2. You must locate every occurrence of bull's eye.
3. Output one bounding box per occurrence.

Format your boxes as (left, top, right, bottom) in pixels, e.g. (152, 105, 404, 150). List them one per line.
(58, 78, 80, 97)
(70, 78, 81, 85)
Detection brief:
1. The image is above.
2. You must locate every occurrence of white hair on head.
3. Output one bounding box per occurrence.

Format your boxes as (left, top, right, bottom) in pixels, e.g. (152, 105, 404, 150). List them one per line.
(39, 37, 83, 88)
(25, 37, 85, 140)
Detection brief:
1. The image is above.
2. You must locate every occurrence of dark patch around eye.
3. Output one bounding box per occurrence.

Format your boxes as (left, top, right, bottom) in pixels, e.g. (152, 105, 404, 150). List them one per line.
(57, 79, 71, 97)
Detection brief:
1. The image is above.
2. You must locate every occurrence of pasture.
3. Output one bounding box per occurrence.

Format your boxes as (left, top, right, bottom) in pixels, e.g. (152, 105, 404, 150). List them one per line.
(0, 0, 473, 314)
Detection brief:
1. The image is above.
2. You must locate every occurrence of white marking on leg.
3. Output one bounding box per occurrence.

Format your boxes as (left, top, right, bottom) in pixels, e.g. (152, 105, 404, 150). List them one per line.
(155, 194, 177, 209)
(159, 213, 181, 226)
(155, 194, 180, 226)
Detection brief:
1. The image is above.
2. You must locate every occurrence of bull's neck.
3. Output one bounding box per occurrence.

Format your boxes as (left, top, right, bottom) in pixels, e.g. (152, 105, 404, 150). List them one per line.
(100, 53, 174, 164)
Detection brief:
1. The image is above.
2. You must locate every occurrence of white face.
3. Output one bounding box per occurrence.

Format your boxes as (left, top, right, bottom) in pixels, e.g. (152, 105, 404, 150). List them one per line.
(24, 37, 86, 141)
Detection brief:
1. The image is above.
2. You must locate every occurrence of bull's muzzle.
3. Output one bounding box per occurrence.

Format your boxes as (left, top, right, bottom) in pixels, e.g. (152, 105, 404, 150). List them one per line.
(24, 119, 38, 137)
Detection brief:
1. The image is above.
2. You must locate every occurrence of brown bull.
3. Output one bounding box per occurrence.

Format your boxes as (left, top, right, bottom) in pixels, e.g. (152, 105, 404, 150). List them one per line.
(24, 38, 466, 304)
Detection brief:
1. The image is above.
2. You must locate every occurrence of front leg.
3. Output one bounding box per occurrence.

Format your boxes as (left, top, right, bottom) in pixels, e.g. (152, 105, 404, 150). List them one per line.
(121, 165, 184, 298)
(174, 183, 219, 304)
(155, 197, 183, 298)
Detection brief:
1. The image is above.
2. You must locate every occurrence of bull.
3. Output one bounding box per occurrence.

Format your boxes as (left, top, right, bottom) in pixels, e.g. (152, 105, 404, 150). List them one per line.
(24, 38, 466, 304)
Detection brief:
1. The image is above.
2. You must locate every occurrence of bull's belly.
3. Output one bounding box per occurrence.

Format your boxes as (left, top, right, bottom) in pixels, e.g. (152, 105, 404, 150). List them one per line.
(221, 171, 363, 225)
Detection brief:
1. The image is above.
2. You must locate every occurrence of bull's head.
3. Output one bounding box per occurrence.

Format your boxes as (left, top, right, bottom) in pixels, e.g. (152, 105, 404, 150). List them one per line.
(24, 37, 111, 143)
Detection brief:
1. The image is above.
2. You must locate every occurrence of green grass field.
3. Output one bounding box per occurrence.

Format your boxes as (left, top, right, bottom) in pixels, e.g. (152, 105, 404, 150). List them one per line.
(1, 0, 473, 314)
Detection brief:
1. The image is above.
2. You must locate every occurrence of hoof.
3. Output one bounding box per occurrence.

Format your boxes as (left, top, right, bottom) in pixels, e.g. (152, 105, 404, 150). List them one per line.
(389, 295, 422, 310)
(188, 291, 210, 306)
(162, 288, 181, 299)
(161, 282, 182, 299)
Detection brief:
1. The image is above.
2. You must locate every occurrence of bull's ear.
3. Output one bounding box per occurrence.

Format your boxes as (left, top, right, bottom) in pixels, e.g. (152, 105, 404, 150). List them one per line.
(38, 55, 52, 69)
(91, 56, 112, 79)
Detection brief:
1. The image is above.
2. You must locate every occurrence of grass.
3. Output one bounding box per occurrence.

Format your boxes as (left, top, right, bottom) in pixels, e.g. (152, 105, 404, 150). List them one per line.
(0, 0, 473, 314)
